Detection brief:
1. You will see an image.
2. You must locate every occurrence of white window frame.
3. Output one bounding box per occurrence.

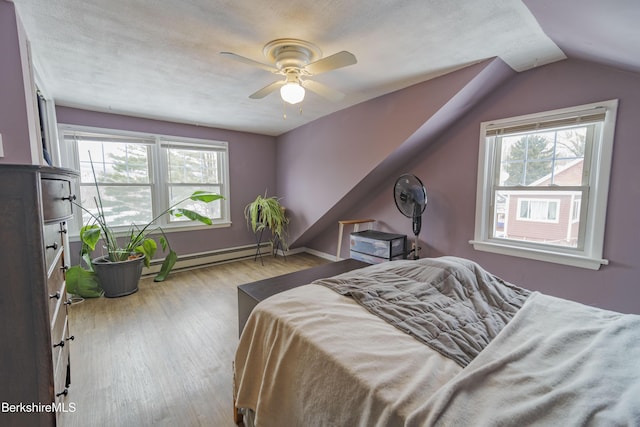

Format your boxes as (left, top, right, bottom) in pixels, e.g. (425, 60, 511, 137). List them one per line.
(471, 99, 618, 270)
(158, 137, 230, 226)
(59, 125, 231, 239)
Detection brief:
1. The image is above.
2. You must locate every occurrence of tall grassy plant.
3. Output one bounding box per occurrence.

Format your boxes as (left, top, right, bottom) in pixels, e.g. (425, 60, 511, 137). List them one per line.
(244, 193, 289, 251)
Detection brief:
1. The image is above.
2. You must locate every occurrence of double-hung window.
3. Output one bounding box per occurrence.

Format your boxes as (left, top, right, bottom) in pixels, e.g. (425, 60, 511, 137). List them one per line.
(471, 100, 618, 270)
(161, 139, 226, 224)
(61, 126, 230, 236)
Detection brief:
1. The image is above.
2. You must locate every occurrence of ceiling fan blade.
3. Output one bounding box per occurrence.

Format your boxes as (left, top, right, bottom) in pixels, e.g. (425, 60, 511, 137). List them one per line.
(249, 80, 285, 99)
(302, 80, 345, 102)
(220, 52, 278, 73)
(304, 51, 357, 75)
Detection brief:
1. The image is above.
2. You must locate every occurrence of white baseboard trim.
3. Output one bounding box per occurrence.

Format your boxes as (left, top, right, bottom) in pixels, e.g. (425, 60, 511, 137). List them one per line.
(142, 245, 337, 277)
(300, 247, 337, 261)
(142, 243, 270, 276)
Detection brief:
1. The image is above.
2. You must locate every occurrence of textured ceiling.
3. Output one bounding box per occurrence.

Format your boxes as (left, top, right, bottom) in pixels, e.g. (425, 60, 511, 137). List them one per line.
(9, 0, 636, 136)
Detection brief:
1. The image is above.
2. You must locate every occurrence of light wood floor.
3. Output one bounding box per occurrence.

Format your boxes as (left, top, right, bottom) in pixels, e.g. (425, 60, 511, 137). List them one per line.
(60, 253, 328, 427)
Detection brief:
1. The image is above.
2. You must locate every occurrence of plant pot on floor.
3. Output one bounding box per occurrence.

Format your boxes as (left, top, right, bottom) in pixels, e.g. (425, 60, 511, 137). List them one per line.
(92, 255, 145, 298)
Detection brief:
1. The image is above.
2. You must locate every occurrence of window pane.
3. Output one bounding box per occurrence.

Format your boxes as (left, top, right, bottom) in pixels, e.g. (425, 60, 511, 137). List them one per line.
(168, 185, 221, 222)
(78, 141, 150, 184)
(498, 125, 589, 187)
(81, 185, 153, 227)
(167, 148, 219, 184)
(493, 190, 581, 248)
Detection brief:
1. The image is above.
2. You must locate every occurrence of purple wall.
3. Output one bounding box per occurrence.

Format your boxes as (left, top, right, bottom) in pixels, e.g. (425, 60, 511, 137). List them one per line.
(56, 106, 277, 258)
(276, 59, 515, 248)
(0, 1, 35, 164)
(306, 58, 640, 314)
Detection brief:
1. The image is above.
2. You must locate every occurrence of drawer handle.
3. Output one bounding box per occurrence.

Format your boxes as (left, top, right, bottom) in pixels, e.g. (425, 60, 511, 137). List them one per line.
(64, 298, 73, 306)
(56, 389, 68, 397)
(50, 292, 61, 300)
(66, 335, 75, 342)
(62, 194, 76, 202)
(60, 265, 69, 272)
(53, 340, 65, 348)
(46, 242, 59, 250)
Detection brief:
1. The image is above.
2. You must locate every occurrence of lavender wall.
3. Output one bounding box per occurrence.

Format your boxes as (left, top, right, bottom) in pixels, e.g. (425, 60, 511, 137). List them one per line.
(56, 106, 276, 258)
(307, 58, 640, 314)
(0, 1, 35, 164)
(276, 59, 513, 248)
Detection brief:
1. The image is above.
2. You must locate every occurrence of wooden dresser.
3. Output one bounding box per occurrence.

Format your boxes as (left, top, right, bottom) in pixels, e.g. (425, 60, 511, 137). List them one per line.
(0, 165, 78, 426)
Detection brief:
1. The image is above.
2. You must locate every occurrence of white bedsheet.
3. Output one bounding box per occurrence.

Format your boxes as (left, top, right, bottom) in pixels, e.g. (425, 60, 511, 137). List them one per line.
(408, 292, 640, 426)
(234, 284, 462, 427)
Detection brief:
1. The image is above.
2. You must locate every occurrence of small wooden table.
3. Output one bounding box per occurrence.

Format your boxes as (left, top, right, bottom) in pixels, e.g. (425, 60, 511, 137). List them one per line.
(237, 258, 368, 336)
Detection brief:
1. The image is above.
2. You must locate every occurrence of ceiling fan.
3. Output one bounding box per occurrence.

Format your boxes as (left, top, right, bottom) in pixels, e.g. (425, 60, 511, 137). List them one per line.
(221, 38, 357, 104)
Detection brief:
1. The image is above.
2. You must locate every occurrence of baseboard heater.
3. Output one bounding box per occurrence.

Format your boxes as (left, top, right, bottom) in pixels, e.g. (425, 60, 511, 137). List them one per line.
(141, 243, 272, 276)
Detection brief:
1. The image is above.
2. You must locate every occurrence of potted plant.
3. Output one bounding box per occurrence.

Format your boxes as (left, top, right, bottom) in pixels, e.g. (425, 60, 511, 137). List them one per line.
(66, 162, 223, 298)
(244, 192, 289, 254)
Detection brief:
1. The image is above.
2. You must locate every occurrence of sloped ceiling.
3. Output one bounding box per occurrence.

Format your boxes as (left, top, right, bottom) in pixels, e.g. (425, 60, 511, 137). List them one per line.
(11, 0, 569, 136)
(279, 58, 516, 248)
(523, 0, 640, 74)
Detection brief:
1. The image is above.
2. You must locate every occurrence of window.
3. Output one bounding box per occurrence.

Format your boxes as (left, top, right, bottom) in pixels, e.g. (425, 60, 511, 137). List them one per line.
(517, 199, 559, 222)
(471, 100, 618, 270)
(61, 126, 230, 235)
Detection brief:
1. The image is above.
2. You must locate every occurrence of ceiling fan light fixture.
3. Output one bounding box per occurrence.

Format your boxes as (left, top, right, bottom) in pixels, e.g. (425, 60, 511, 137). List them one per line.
(280, 82, 305, 104)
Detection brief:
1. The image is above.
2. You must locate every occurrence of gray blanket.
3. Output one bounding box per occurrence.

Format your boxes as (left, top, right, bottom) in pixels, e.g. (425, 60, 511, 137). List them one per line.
(314, 256, 530, 367)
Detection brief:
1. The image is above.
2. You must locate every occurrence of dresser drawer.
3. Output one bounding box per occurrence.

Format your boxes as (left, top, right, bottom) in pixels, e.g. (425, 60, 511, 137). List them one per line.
(53, 319, 70, 407)
(41, 178, 74, 223)
(43, 222, 64, 273)
(53, 342, 70, 404)
(48, 278, 66, 325)
(47, 257, 67, 320)
(51, 299, 67, 349)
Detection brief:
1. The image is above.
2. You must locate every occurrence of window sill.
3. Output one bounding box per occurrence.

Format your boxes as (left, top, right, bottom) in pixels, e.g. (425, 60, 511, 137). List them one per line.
(469, 240, 608, 270)
(69, 221, 232, 242)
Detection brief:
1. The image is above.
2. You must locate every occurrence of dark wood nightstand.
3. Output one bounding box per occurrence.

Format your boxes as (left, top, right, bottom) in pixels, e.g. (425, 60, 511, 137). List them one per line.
(237, 258, 368, 336)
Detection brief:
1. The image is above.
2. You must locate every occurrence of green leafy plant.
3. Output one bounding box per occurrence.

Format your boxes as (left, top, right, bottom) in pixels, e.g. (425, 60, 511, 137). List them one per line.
(244, 192, 289, 251)
(67, 159, 223, 297)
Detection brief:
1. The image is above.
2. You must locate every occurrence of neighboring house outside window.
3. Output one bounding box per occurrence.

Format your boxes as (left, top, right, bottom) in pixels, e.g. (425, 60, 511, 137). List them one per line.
(59, 126, 230, 237)
(472, 100, 618, 270)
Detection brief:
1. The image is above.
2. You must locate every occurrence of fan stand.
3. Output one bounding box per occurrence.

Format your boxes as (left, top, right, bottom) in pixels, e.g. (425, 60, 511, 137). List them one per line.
(409, 214, 422, 260)
(407, 235, 420, 260)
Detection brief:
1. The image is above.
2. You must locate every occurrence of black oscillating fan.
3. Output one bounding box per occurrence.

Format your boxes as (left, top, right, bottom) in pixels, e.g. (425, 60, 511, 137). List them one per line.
(394, 174, 427, 259)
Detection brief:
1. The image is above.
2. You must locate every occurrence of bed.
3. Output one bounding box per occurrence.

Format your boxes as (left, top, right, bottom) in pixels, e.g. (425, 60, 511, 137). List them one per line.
(233, 256, 640, 426)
